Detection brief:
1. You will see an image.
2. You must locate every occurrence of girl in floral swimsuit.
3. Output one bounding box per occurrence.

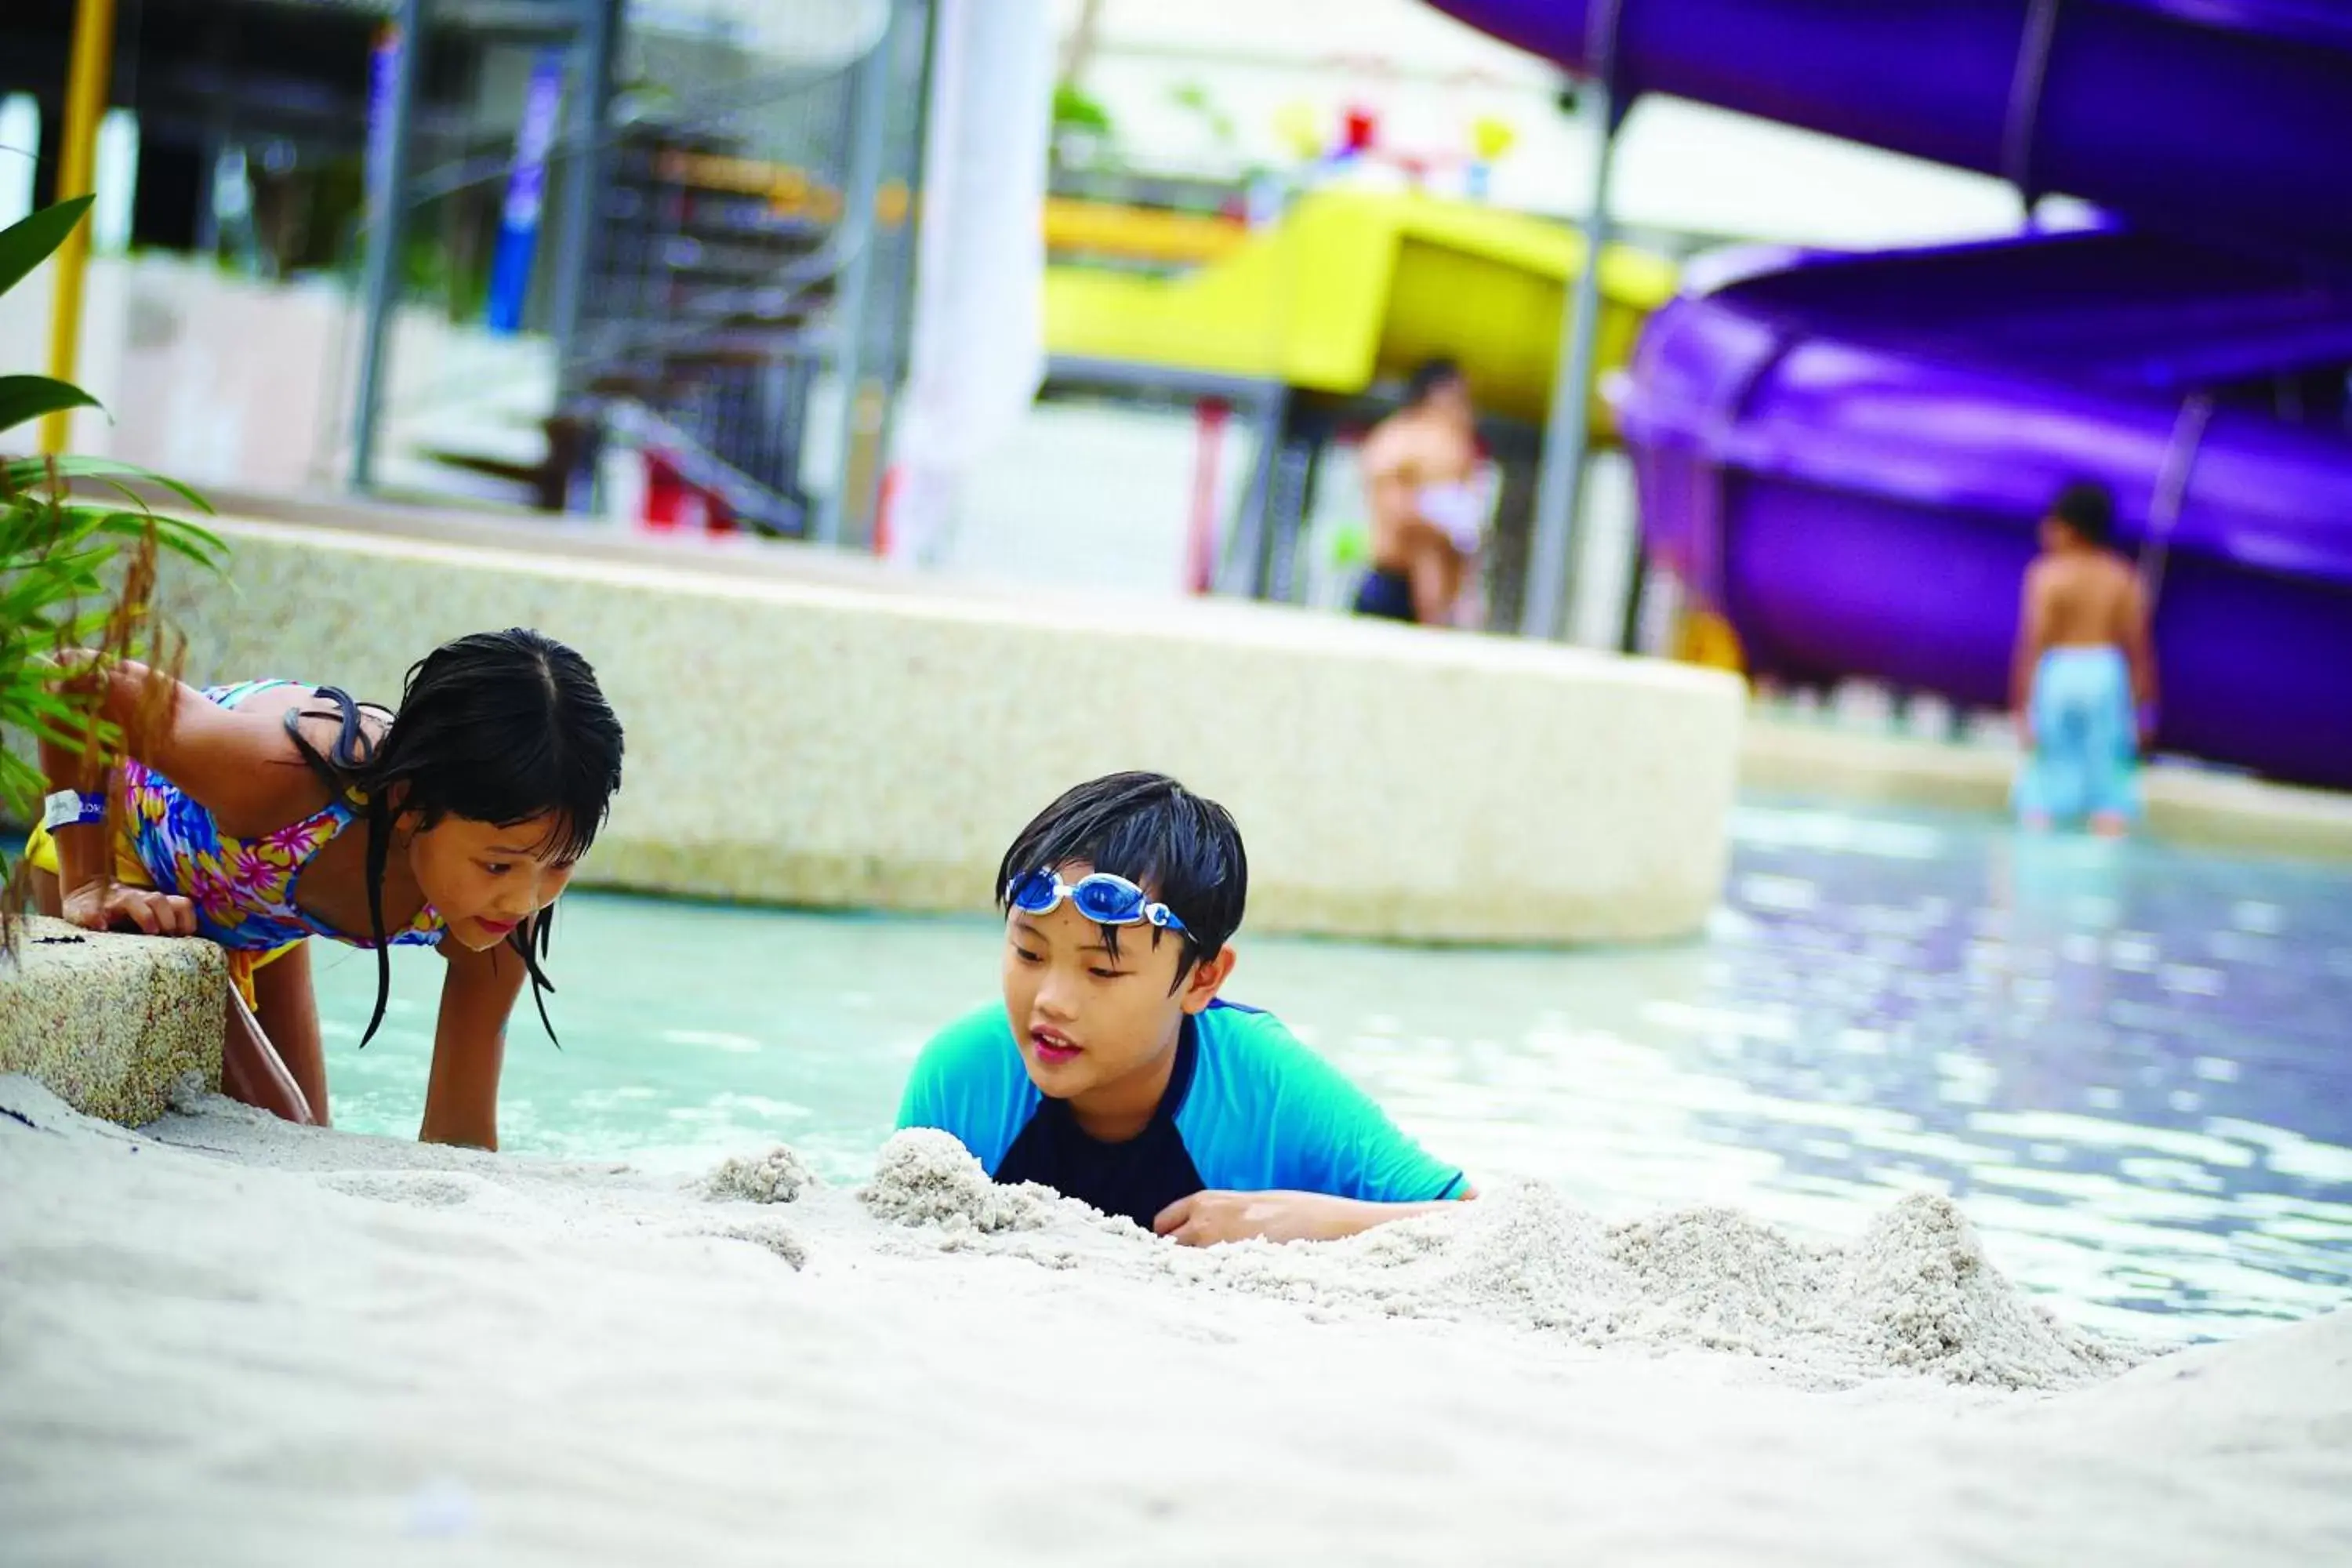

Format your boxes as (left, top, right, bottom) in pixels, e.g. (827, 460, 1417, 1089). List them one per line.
(27, 629, 625, 1149)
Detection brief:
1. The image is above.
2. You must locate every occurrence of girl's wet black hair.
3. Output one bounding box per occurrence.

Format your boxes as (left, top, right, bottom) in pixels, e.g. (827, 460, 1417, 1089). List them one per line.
(995, 771, 1247, 990)
(284, 629, 625, 1047)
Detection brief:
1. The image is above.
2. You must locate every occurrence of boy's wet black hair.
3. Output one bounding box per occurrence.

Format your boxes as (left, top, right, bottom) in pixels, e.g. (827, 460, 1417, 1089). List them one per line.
(995, 771, 1248, 988)
(286, 628, 626, 1047)
(1405, 355, 1466, 407)
(2049, 480, 2117, 547)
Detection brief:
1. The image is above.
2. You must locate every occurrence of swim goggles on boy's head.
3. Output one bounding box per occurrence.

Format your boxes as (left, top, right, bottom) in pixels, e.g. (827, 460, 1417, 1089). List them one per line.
(1005, 869, 1189, 934)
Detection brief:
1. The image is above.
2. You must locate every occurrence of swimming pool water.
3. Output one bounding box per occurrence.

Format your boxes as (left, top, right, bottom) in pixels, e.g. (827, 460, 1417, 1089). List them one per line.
(315, 800, 2352, 1343)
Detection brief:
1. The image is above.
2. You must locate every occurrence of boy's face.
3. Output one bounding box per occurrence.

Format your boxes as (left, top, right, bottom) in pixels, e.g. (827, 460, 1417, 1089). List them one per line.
(1000, 861, 1232, 1109)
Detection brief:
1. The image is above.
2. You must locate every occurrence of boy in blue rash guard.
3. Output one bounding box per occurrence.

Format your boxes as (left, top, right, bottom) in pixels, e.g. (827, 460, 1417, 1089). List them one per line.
(896, 771, 1473, 1245)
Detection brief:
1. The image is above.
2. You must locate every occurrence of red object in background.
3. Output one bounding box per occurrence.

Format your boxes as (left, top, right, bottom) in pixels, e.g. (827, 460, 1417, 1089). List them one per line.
(1341, 106, 1378, 154)
(1188, 398, 1229, 594)
(873, 465, 901, 557)
(638, 450, 738, 536)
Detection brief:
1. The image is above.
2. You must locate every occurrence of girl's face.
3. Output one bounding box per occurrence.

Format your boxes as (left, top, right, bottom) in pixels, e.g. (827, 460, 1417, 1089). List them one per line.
(406, 812, 580, 949)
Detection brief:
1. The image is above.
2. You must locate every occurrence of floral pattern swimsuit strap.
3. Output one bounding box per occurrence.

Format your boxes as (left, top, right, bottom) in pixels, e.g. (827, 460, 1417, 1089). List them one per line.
(121, 679, 446, 953)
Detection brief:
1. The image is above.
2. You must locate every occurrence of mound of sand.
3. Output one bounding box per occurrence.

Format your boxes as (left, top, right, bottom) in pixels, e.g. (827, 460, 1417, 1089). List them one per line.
(703, 1144, 818, 1205)
(2, 1077, 2344, 1566)
(859, 1133, 2129, 1391)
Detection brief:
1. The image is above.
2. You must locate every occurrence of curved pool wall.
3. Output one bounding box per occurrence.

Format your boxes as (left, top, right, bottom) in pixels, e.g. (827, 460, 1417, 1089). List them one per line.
(154, 517, 1744, 945)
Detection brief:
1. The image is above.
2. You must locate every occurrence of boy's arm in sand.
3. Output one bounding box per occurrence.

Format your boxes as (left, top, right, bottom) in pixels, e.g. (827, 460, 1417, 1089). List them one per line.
(1156, 1028, 1473, 1246)
(419, 933, 522, 1149)
(1154, 1187, 1477, 1247)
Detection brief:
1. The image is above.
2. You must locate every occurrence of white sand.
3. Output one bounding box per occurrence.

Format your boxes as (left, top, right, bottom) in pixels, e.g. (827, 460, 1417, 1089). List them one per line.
(4, 1075, 2348, 1566)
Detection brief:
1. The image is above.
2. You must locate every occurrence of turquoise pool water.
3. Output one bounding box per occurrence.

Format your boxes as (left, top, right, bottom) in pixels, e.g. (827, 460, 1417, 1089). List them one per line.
(313, 801, 2352, 1343)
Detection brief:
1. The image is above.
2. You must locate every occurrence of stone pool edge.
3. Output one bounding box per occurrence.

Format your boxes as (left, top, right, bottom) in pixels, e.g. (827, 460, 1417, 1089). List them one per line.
(155, 516, 1744, 948)
(0, 917, 224, 1126)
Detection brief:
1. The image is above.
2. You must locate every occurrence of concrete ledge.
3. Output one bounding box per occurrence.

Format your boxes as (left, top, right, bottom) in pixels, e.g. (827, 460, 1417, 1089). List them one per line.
(157, 517, 1745, 944)
(2140, 769, 2352, 862)
(1742, 718, 2352, 861)
(0, 918, 225, 1124)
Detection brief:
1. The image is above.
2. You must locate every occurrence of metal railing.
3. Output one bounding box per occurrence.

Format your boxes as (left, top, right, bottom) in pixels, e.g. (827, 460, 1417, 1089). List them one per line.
(343, 0, 930, 539)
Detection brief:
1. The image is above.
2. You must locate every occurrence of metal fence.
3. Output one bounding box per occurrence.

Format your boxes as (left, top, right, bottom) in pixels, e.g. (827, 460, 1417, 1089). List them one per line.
(349, 0, 933, 541)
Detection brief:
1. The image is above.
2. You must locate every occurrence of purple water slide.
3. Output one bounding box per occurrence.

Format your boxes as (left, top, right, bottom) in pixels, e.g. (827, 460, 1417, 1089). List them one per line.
(1432, 0, 2352, 789)
(1431, 0, 2352, 254)
(1623, 231, 2352, 786)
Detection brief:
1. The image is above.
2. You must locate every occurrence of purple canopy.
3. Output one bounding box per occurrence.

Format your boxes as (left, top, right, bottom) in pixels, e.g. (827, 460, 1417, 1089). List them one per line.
(1432, 0, 2352, 255)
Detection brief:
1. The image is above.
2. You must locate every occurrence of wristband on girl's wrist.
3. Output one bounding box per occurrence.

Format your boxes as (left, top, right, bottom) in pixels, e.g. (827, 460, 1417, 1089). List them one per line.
(41, 789, 107, 832)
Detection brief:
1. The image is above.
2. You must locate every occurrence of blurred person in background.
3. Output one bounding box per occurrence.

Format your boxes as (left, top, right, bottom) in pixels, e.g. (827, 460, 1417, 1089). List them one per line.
(1352, 357, 1488, 627)
(2012, 480, 2158, 836)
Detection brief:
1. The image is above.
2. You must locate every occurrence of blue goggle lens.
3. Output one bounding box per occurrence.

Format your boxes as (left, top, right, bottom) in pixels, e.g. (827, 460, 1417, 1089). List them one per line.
(1071, 877, 1146, 923)
(1007, 870, 1061, 913)
(1005, 869, 1185, 933)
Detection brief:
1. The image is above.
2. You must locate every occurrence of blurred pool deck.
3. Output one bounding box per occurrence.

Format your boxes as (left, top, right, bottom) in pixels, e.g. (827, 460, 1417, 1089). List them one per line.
(125, 487, 2352, 868)
(1744, 719, 2352, 864)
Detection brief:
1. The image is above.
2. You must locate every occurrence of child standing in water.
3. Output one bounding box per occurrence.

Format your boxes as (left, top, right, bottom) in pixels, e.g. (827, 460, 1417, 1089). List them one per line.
(25, 629, 625, 1146)
(2013, 481, 2158, 836)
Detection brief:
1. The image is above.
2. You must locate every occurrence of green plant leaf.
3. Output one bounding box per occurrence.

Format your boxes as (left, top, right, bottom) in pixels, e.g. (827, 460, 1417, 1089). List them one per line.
(1052, 83, 1114, 137)
(10, 455, 216, 514)
(0, 376, 101, 436)
(56, 514, 222, 571)
(2, 456, 53, 500)
(1, 203, 223, 838)
(0, 753, 45, 822)
(51, 503, 228, 566)
(0, 195, 95, 299)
